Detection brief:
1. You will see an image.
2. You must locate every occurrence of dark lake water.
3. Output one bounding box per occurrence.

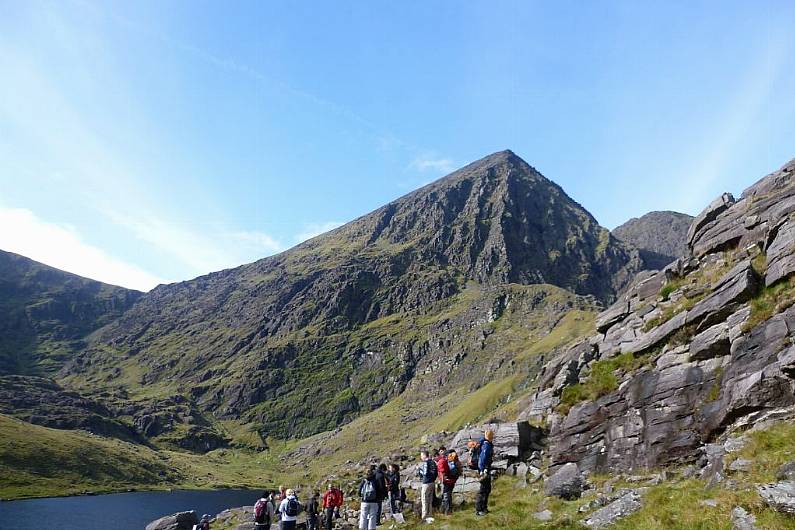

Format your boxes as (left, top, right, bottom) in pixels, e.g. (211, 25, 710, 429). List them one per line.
(0, 488, 262, 530)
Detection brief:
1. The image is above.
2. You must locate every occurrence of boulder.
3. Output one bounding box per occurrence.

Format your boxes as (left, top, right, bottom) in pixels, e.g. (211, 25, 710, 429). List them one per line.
(533, 509, 553, 521)
(688, 192, 736, 247)
(449, 421, 539, 461)
(544, 462, 584, 500)
(145, 511, 199, 530)
(728, 459, 752, 473)
(758, 481, 795, 515)
(777, 460, 795, 481)
(689, 323, 730, 361)
(731, 506, 758, 530)
(597, 300, 631, 334)
(582, 490, 643, 529)
(685, 261, 759, 329)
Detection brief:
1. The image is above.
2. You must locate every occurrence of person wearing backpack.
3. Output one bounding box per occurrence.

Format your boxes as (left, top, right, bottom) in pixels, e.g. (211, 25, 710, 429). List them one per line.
(359, 466, 380, 530)
(415, 450, 437, 520)
(475, 429, 495, 516)
(440, 451, 461, 515)
(278, 488, 302, 530)
(192, 514, 211, 530)
(386, 463, 401, 516)
(434, 448, 451, 515)
(254, 490, 276, 529)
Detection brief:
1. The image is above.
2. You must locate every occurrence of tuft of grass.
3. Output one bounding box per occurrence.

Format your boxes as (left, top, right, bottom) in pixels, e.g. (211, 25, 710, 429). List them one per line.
(557, 352, 646, 414)
(742, 276, 795, 333)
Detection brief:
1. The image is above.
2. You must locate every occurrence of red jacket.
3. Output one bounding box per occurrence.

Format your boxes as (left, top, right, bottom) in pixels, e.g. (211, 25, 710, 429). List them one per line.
(323, 488, 343, 508)
(436, 456, 456, 485)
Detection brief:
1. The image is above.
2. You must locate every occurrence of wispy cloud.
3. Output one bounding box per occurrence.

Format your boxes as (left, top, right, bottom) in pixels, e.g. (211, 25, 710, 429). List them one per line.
(409, 155, 457, 175)
(295, 221, 344, 243)
(0, 207, 166, 291)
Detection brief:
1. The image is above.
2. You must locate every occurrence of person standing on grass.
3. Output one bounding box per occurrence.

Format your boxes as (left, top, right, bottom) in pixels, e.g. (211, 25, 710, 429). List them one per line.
(475, 429, 495, 517)
(374, 463, 388, 526)
(322, 483, 337, 530)
(415, 450, 438, 520)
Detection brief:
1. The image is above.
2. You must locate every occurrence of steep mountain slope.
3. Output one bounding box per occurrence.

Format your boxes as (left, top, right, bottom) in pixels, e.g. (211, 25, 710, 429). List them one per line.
(59, 150, 643, 439)
(613, 210, 693, 270)
(0, 250, 141, 375)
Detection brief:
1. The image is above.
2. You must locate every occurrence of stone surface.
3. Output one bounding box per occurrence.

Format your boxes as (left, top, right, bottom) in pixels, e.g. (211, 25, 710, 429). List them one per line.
(688, 192, 736, 248)
(544, 462, 585, 500)
(777, 460, 795, 481)
(684, 261, 759, 329)
(728, 459, 752, 473)
(533, 509, 553, 521)
(731, 506, 758, 530)
(758, 481, 795, 515)
(689, 323, 730, 361)
(613, 211, 693, 271)
(582, 490, 643, 529)
(766, 219, 795, 286)
(145, 511, 199, 530)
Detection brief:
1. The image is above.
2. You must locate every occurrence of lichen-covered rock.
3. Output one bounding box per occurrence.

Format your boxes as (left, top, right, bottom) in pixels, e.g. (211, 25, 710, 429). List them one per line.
(758, 481, 795, 515)
(582, 490, 643, 529)
(731, 506, 758, 530)
(777, 460, 795, 481)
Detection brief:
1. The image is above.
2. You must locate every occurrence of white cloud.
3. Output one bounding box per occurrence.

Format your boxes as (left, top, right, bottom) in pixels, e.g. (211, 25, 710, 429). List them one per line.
(409, 155, 457, 175)
(230, 231, 285, 255)
(0, 207, 166, 291)
(295, 221, 344, 243)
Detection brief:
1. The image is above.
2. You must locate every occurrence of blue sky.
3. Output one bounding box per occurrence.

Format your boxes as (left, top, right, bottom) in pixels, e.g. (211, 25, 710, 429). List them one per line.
(1, 0, 794, 290)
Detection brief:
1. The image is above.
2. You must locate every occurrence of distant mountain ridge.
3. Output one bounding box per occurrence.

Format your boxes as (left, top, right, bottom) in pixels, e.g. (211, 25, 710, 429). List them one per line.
(613, 210, 693, 270)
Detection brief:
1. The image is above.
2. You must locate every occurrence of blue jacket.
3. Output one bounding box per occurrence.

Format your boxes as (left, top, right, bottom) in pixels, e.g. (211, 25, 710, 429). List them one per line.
(478, 438, 494, 472)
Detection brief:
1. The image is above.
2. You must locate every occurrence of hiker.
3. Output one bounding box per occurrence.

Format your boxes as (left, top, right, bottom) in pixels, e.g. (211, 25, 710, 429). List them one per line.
(415, 450, 438, 520)
(322, 483, 343, 529)
(441, 451, 462, 515)
(386, 463, 402, 516)
(278, 488, 302, 530)
(435, 447, 451, 515)
(306, 490, 320, 530)
(193, 514, 211, 530)
(359, 465, 380, 530)
(254, 490, 276, 529)
(475, 429, 495, 517)
(374, 463, 388, 525)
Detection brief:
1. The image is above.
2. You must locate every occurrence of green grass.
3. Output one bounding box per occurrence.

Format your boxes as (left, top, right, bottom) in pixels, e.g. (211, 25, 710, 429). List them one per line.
(742, 276, 795, 333)
(557, 352, 647, 414)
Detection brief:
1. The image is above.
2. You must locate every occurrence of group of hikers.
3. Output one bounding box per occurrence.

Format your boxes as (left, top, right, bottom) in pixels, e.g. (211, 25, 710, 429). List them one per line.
(242, 429, 495, 529)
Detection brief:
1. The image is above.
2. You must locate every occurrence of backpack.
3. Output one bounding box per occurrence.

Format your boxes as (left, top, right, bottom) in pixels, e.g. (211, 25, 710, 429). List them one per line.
(448, 460, 460, 479)
(285, 497, 300, 517)
(361, 479, 378, 502)
(468, 443, 481, 470)
(424, 460, 438, 482)
(254, 498, 269, 524)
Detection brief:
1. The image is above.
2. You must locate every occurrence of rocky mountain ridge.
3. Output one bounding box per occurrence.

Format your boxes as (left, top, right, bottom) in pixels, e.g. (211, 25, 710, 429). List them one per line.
(612, 210, 694, 270)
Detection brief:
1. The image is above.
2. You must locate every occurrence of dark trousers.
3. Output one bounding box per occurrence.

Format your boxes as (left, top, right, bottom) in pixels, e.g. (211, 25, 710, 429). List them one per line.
(441, 483, 454, 514)
(280, 521, 297, 530)
(475, 474, 491, 513)
(388, 492, 401, 514)
(323, 507, 334, 530)
(375, 499, 384, 525)
(307, 514, 318, 530)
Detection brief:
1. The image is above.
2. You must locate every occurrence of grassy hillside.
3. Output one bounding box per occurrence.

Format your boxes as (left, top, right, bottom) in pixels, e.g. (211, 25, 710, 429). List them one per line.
(0, 414, 296, 500)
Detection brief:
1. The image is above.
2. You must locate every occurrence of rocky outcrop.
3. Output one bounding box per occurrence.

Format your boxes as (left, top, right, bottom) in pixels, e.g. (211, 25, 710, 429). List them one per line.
(538, 158, 795, 474)
(758, 481, 795, 515)
(543, 462, 584, 500)
(582, 489, 643, 529)
(145, 510, 199, 530)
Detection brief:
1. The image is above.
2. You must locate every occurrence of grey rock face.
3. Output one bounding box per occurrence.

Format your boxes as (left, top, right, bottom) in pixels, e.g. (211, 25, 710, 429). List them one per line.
(731, 506, 758, 530)
(757, 481, 795, 515)
(613, 211, 694, 270)
(684, 261, 759, 329)
(544, 462, 585, 500)
(688, 193, 736, 247)
(145, 511, 199, 530)
(766, 219, 795, 286)
(582, 490, 643, 529)
(689, 323, 730, 361)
